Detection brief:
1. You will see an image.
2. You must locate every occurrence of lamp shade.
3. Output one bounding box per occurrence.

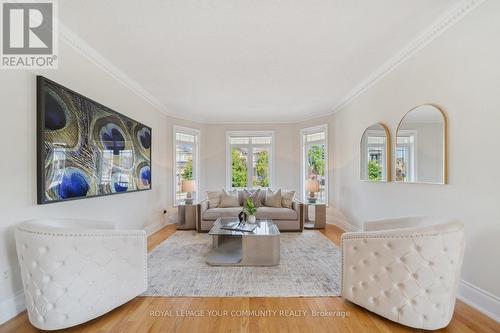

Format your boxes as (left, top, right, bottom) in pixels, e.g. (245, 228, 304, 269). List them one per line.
(306, 179, 320, 192)
(181, 180, 196, 192)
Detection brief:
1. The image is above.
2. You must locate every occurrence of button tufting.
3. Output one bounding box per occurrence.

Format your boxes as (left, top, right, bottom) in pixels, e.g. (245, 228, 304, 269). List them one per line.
(31, 261, 38, 268)
(450, 260, 454, 264)
(414, 245, 421, 252)
(35, 289, 42, 296)
(383, 290, 390, 297)
(362, 239, 367, 244)
(385, 242, 392, 249)
(351, 286, 357, 293)
(423, 315, 428, 321)
(400, 257, 406, 263)
(351, 265, 357, 271)
(353, 246, 358, 251)
(396, 282, 405, 289)
(362, 259, 369, 265)
(372, 251, 379, 257)
(360, 281, 367, 288)
(428, 261, 434, 266)
(412, 273, 418, 279)
(443, 247, 448, 252)
(425, 289, 430, 294)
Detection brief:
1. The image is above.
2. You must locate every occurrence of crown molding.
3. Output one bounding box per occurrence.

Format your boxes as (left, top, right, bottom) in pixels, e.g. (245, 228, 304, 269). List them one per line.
(58, 23, 206, 124)
(329, 0, 485, 115)
(58, 0, 484, 124)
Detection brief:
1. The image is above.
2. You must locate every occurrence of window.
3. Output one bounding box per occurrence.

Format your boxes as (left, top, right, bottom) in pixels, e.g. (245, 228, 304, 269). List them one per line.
(301, 125, 328, 204)
(173, 126, 200, 205)
(396, 131, 417, 182)
(226, 131, 273, 189)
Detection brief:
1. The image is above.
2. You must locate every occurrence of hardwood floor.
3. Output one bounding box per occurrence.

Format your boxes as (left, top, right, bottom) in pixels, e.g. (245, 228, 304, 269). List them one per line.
(1, 224, 498, 333)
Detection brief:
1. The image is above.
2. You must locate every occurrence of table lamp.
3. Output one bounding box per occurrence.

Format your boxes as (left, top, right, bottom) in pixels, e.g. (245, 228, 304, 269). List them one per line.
(181, 180, 196, 204)
(306, 179, 320, 203)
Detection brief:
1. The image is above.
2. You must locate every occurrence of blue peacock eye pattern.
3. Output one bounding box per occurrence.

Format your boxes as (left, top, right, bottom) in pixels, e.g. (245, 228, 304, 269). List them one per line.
(39, 79, 151, 203)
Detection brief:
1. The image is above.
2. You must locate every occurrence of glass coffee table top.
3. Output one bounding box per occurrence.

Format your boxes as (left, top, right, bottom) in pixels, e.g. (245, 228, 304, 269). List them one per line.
(209, 218, 279, 236)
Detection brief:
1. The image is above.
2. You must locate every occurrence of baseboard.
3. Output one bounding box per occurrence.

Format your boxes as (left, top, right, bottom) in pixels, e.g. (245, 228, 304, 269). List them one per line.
(327, 215, 361, 232)
(144, 218, 170, 236)
(457, 280, 500, 323)
(0, 289, 25, 325)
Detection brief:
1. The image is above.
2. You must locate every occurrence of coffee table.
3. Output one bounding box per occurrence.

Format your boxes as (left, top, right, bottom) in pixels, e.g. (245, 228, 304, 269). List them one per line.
(206, 218, 280, 266)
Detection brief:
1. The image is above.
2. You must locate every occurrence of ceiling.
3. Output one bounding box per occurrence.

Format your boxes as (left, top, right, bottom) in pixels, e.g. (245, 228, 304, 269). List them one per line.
(59, 0, 461, 123)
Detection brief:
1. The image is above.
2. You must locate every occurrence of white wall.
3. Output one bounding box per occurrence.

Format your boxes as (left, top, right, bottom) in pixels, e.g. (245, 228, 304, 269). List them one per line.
(0, 40, 202, 322)
(329, 0, 500, 305)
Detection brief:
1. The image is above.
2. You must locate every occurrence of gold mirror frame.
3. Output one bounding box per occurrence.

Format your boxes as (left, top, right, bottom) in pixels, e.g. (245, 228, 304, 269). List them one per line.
(395, 104, 448, 184)
(360, 122, 391, 182)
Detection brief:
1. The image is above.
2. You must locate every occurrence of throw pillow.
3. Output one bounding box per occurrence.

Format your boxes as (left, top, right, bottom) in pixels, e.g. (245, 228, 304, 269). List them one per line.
(206, 190, 222, 208)
(242, 189, 261, 207)
(265, 189, 282, 208)
(219, 189, 240, 207)
(281, 190, 295, 209)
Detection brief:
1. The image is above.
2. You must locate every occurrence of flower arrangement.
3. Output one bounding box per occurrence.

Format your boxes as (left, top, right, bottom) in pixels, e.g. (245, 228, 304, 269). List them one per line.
(244, 197, 257, 216)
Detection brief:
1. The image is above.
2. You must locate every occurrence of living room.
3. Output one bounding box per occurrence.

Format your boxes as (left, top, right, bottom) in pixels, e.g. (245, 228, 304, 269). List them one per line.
(0, 0, 499, 332)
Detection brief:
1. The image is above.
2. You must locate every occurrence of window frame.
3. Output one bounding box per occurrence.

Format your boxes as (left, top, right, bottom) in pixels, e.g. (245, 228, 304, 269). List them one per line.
(225, 130, 275, 190)
(300, 124, 329, 205)
(173, 125, 200, 206)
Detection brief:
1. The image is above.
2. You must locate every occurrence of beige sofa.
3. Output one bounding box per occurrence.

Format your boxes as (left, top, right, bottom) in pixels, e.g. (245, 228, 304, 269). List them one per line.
(197, 192, 304, 232)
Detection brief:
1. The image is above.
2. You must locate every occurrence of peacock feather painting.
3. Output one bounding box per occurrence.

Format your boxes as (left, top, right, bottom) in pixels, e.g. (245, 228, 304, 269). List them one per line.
(37, 76, 152, 204)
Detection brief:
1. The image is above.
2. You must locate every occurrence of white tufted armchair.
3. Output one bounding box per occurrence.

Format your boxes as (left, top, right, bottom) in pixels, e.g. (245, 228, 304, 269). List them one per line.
(15, 219, 147, 330)
(341, 217, 465, 330)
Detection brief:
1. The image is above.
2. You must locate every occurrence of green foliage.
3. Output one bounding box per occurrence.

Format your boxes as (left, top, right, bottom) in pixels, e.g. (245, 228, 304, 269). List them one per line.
(231, 149, 247, 187)
(368, 160, 382, 181)
(244, 197, 257, 216)
(181, 158, 193, 180)
(254, 150, 269, 187)
(308, 145, 325, 177)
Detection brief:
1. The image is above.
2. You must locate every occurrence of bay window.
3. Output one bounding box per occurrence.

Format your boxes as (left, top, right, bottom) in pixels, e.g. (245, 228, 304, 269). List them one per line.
(226, 131, 273, 189)
(300, 125, 328, 204)
(173, 126, 200, 205)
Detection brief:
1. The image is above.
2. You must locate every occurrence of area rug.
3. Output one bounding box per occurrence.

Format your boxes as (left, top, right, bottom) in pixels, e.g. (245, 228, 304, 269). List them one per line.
(143, 230, 341, 297)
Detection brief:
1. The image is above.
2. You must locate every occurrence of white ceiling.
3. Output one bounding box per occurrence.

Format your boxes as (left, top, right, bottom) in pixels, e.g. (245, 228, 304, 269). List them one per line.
(59, 0, 461, 123)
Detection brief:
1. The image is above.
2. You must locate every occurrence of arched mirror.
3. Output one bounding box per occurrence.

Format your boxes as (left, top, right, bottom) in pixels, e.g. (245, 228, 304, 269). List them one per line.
(395, 104, 447, 184)
(360, 123, 390, 182)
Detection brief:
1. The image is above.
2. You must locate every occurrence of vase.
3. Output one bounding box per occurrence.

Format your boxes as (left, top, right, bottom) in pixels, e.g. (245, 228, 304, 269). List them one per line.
(247, 215, 256, 223)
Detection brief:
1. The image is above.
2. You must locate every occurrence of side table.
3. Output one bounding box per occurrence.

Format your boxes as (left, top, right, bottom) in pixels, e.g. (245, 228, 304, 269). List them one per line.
(176, 203, 198, 230)
(304, 203, 326, 229)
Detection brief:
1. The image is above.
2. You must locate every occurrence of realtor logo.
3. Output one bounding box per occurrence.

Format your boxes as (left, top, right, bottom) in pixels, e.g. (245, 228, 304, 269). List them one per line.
(1, 0, 58, 69)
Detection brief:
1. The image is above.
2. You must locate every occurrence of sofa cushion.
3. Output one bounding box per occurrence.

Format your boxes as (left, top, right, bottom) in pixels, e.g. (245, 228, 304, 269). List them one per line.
(219, 189, 240, 207)
(264, 189, 282, 208)
(202, 207, 242, 221)
(242, 189, 261, 207)
(256, 207, 297, 220)
(281, 190, 295, 209)
(206, 190, 222, 208)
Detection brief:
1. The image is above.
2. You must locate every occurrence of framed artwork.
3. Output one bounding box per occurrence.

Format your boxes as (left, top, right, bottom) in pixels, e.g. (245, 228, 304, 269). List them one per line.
(37, 76, 152, 204)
